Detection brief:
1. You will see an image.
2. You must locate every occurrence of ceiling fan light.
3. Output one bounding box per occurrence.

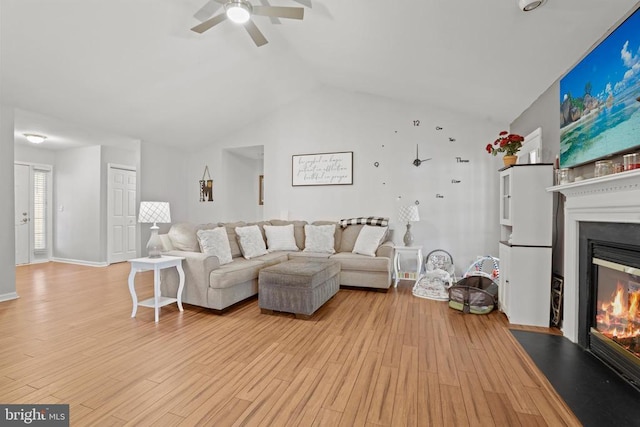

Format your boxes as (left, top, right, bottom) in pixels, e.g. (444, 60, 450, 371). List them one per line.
(24, 133, 47, 144)
(226, 3, 251, 24)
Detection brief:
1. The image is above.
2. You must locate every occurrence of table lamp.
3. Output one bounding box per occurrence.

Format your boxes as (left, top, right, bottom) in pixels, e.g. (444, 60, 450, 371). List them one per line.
(398, 204, 420, 246)
(138, 201, 171, 258)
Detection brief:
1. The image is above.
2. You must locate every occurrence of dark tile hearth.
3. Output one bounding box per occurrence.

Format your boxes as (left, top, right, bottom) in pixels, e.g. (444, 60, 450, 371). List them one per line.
(511, 330, 640, 427)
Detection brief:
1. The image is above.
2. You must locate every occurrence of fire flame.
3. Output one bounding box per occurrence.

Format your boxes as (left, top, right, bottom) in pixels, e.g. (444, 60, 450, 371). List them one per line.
(596, 282, 640, 341)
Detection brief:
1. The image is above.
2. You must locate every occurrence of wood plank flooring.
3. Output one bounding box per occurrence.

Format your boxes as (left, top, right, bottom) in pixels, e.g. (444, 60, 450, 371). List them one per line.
(0, 262, 581, 426)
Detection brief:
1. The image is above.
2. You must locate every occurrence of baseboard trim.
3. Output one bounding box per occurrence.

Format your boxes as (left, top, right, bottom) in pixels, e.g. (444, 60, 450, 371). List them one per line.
(0, 292, 19, 303)
(51, 258, 109, 267)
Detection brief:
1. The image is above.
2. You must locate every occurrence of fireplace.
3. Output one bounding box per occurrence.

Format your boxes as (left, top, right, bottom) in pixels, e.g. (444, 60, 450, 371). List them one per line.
(578, 222, 640, 388)
(552, 169, 640, 388)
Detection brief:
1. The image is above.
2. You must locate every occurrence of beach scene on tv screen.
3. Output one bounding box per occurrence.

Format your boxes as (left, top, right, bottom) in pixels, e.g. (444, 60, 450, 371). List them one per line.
(560, 7, 640, 169)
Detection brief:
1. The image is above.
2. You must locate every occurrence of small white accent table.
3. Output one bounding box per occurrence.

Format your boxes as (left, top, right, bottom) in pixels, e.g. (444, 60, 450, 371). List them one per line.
(393, 245, 423, 287)
(128, 255, 185, 322)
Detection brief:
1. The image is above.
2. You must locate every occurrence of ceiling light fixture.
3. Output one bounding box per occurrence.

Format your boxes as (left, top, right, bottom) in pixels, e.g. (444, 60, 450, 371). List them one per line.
(225, 1, 252, 24)
(23, 133, 47, 144)
(518, 0, 546, 12)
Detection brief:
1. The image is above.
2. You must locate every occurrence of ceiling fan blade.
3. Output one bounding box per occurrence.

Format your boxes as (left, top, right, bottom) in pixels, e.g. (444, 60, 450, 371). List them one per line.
(193, 0, 222, 22)
(243, 20, 268, 47)
(191, 13, 227, 33)
(252, 6, 304, 20)
(259, 0, 282, 25)
(292, 0, 312, 7)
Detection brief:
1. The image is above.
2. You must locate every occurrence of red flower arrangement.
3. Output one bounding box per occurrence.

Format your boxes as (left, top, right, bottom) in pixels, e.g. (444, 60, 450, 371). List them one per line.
(485, 131, 525, 157)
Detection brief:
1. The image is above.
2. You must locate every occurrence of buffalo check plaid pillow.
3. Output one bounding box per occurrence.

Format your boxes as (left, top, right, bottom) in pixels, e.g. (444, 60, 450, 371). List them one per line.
(338, 217, 389, 228)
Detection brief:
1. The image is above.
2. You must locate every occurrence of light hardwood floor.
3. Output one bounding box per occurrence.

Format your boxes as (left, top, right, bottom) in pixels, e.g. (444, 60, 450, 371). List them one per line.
(1, 262, 580, 426)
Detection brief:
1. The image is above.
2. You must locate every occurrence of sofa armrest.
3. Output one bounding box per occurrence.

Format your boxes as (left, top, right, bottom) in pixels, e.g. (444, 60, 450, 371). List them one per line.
(167, 249, 220, 280)
(376, 240, 394, 258)
(159, 234, 174, 251)
(160, 250, 221, 300)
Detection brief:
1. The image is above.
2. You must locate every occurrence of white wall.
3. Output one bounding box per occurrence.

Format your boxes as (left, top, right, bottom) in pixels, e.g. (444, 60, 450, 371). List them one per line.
(54, 145, 102, 263)
(0, 105, 17, 301)
(14, 144, 56, 165)
(185, 87, 503, 274)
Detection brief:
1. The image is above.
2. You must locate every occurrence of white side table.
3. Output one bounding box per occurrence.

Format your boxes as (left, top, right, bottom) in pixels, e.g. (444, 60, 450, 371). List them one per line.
(128, 256, 186, 322)
(393, 246, 423, 287)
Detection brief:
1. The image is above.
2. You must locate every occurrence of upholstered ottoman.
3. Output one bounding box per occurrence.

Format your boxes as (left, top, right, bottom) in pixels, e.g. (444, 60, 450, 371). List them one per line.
(258, 259, 340, 319)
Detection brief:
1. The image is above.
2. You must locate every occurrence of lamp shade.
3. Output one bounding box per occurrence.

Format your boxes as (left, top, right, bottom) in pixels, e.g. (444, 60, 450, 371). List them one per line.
(138, 201, 171, 224)
(398, 205, 420, 223)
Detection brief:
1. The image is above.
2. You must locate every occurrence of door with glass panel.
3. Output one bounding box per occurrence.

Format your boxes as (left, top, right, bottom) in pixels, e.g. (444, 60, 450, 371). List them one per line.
(14, 163, 52, 265)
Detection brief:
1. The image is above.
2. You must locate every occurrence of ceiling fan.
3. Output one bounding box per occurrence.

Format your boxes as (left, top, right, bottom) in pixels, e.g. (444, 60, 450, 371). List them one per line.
(191, 0, 305, 47)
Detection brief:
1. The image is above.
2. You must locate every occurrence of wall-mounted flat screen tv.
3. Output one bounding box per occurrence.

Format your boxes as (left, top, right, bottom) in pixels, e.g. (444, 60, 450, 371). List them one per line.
(559, 6, 640, 169)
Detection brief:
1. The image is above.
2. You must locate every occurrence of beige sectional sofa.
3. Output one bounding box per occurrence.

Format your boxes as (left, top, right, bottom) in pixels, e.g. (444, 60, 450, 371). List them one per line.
(158, 220, 394, 312)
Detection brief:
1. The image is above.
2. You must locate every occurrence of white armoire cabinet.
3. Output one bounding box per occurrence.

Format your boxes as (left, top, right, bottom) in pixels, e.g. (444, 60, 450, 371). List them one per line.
(498, 164, 553, 327)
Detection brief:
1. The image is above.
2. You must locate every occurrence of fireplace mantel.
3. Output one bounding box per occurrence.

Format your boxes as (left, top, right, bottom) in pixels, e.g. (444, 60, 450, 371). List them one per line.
(549, 169, 640, 197)
(548, 168, 640, 343)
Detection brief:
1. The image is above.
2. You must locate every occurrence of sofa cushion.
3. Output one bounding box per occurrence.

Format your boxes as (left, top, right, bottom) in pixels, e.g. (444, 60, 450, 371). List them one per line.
(312, 221, 342, 252)
(352, 225, 389, 257)
(218, 221, 246, 258)
(196, 227, 233, 265)
(338, 224, 364, 253)
(288, 251, 332, 260)
(168, 223, 199, 252)
(303, 224, 336, 254)
(264, 224, 299, 252)
(330, 252, 391, 272)
(253, 251, 290, 267)
(269, 220, 307, 249)
(235, 225, 269, 259)
(208, 258, 264, 289)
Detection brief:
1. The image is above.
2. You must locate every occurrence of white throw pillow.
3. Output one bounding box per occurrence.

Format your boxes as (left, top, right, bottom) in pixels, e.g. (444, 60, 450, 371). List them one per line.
(235, 225, 268, 259)
(303, 224, 336, 254)
(196, 228, 233, 265)
(168, 223, 199, 252)
(352, 225, 388, 257)
(264, 224, 299, 252)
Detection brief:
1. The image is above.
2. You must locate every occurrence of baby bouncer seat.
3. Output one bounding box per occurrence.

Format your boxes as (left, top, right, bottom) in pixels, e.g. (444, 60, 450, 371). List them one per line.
(412, 249, 456, 301)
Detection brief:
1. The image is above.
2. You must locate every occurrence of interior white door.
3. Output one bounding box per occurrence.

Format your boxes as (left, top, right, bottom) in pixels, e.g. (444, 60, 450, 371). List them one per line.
(14, 164, 30, 265)
(108, 166, 137, 264)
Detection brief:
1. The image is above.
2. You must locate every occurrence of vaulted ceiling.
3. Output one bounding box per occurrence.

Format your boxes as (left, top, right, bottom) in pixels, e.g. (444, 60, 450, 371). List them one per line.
(2, 0, 639, 150)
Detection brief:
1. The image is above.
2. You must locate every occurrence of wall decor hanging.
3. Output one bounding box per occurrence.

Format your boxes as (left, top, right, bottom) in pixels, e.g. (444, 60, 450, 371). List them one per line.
(199, 166, 213, 202)
(292, 151, 353, 186)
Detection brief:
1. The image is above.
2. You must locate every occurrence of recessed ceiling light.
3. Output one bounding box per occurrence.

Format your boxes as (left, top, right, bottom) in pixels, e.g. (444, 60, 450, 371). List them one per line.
(23, 133, 47, 144)
(519, 0, 546, 12)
